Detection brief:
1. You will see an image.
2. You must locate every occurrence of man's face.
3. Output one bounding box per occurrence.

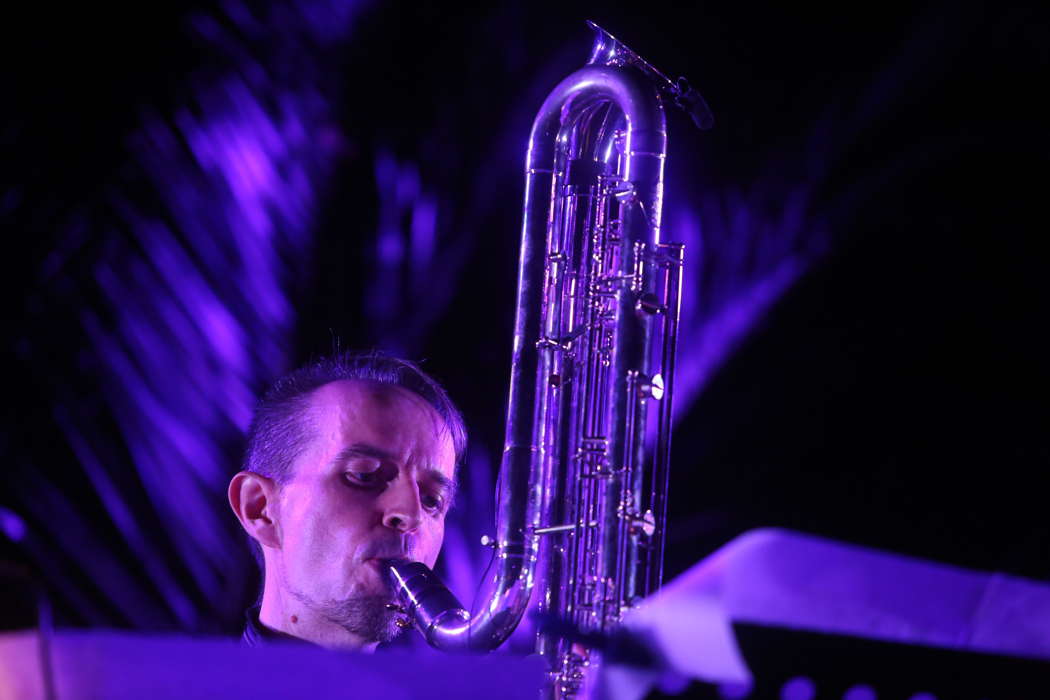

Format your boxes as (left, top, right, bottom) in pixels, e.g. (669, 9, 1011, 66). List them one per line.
(271, 380, 456, 640)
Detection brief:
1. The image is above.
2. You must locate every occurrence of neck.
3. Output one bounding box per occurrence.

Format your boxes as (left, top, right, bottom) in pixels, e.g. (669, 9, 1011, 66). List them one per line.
(258, 577, 379, 652)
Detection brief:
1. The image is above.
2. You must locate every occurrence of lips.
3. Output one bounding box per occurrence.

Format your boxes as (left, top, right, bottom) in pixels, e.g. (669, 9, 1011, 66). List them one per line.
(360, 558, 404, 600)
(360, 544, 413, 591)
(364, 556, 415, 575)
(360, 539, 412, 562)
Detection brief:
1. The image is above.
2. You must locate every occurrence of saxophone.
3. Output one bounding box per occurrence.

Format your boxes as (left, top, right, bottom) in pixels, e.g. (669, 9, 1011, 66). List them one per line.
(385, 21, 710, 696)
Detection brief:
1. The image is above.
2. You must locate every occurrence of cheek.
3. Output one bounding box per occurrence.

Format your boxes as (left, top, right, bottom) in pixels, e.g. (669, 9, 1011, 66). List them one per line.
(283, 511, 334, 568)
(422, 521, 446, 568)
(283, 488, 372, 561)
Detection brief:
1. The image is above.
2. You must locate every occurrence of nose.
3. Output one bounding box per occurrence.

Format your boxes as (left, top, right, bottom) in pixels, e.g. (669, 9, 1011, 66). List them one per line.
(381, 475, 423, 534)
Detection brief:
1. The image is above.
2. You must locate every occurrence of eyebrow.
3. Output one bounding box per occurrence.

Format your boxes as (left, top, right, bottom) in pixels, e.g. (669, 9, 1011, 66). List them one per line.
(333, 442, 458, 504)
(331, 443, 394, 465)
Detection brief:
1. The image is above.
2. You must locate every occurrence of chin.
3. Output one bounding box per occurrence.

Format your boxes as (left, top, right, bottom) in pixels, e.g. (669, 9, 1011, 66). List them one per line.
(330, 594, 402, 643)
(292, 580, 401, 643)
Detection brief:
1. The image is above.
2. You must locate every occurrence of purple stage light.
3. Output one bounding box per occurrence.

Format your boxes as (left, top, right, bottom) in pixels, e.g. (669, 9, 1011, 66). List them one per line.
(665, 182, 829, 424)
(780, 676, 816, 700)
(33, 0, 371, 631)
(0, 507, 27, 543)
(718, 680, 754, 699)
(842, 684, 877, 700)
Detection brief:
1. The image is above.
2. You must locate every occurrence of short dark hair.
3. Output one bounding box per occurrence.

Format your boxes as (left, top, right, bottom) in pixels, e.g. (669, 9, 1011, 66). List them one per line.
(243, 351, 467, 484)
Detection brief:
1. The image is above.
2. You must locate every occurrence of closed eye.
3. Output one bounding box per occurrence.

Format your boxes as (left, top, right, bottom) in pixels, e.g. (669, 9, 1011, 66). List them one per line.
(344, 471, 381, 486)
(342, 456, 384, 488)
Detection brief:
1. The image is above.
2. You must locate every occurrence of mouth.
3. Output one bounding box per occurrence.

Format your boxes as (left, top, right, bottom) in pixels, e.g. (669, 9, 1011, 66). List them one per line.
(363, 559, 389, 581)
(359, 545, 414, 593)
(366, 555, 414, 568)
(363, 558, 408, 597)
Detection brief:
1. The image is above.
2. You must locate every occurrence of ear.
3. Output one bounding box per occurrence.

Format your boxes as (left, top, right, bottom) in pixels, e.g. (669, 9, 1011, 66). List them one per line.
(228, 471, 281, 550)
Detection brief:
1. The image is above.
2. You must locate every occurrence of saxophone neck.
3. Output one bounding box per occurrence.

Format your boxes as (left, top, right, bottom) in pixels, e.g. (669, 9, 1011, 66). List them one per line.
(585, 20, 713, 131)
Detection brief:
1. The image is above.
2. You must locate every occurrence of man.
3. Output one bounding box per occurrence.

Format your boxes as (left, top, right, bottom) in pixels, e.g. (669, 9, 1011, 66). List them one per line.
(228, 351, 466, 650)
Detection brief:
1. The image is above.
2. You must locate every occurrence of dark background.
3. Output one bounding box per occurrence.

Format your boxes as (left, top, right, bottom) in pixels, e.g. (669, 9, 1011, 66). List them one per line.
(3, 0, 1048, 696)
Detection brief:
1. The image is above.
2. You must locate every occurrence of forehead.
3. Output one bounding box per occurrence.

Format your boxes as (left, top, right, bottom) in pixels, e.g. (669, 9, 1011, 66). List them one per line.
(302, 379, 455, 472)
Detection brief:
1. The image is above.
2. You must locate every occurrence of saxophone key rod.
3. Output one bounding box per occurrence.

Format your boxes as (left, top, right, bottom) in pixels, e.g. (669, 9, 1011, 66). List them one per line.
(533, 520, 599, 536)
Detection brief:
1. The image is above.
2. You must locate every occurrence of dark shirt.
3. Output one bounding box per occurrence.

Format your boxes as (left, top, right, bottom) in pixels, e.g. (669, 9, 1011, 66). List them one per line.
(242, 605, 310, 646)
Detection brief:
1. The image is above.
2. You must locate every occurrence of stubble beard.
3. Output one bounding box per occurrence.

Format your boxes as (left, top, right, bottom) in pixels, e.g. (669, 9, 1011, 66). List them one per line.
(290, 588, 404, 644)
(289, 558, 407, 646)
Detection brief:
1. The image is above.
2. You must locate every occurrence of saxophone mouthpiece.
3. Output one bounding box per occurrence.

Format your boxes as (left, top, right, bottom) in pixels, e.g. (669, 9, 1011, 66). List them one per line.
(382, 559, 471, 644)
(674, 77, 715, 131)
